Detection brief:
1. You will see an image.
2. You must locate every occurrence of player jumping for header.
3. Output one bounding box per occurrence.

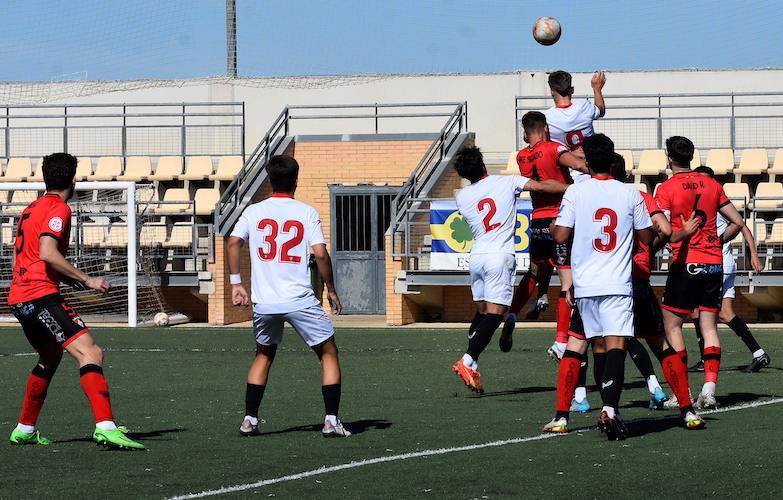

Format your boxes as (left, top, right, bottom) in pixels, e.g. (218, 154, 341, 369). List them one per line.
(227, 155, 350, 437)
(8, 153, 144, 450)
(451, 146, 568, 394)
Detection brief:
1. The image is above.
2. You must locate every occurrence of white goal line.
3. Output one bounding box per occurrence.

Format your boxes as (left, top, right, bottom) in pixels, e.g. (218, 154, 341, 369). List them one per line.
(168, 397, 783, 500)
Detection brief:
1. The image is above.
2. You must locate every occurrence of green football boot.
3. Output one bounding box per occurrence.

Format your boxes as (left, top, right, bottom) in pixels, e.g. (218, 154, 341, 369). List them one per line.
(9, 428, 51, 446)
(93, 427, 145, 450)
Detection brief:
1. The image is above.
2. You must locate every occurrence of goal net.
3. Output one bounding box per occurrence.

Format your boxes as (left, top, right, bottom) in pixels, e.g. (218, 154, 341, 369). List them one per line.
(0, 182, 175, 326)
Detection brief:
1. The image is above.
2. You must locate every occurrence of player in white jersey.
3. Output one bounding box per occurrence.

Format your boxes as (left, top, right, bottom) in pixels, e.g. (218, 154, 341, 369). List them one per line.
(227, 155, 350, 438)
(689, 167, 770, 373)
(549, 134, 654, 440)
(450, 147, 568, 394)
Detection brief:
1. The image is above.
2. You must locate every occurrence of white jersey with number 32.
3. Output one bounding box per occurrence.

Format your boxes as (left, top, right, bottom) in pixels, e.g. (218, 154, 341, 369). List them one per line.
(556, 178, 652, 298)
(455, 175, 530, 255)
(544, 99, 602, 151)
(230, 195, 326, 314)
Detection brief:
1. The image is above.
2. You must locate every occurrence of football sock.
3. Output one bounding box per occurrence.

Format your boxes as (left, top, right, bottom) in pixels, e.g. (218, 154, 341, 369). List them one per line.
(575, 356, 588, 402)
(470, 312, 486, 335)
(322, 384, 341, 416)
(660, 348, 695, 414)
(646, 375, 662, 394)
(726, 316, 762, 354)
(703, 346, 721, 386)
(627, 338, 656, 380)
(601, 406, 616, 419)
(536, 262, 554, 299)
(79, 364, 114, 425)
(693, 319, 704, 359)
(753, 348, 766, 358)
(245, 383, 266, 419)
(509, 271, 537, 315)
(555, 350, 582, 420)
(592, 351, 607, 399)
(16, 423, 36, 434)
(466, 314, 504, 360)
(601, 348, 626, 413)
(19, 365, 55, 427)
(555, 292, 571, 344)
(462, 353, 476, 370)
(325, 414, 338, 426)
(574, 386, 587, 403)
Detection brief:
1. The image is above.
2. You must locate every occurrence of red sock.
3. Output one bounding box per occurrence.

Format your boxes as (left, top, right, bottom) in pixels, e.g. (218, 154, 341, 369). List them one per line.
(556, 351, 582, 414)
(79, 365, 114, 424)
(509, 271, 537, 315)
(555, 292, 571, 344)
(703, 346, 721, 384)
(661, 349, 692, 410)
(19, 366, 54, 426)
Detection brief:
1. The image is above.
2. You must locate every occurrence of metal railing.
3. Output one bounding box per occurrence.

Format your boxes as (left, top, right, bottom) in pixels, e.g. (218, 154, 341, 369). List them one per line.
(215, 102, 469, 236)
(0, 102, 244, 160)
(515, 92, 783, 151)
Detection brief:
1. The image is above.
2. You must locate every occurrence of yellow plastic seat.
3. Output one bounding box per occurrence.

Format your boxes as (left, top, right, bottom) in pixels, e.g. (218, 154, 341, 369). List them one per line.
(633, 183, 648, 194)
(149, 156, 184, 181)
(722, 183, 750, 210)
(209, 156, 244, 181)
(3, 158, 32, 182)
(1, 223, 13, 247)
(139, 224, 167, 246)
(766, 218, 783, 244)
(767, 149, 783, 182)
(705, 149, 734, 176)
(635, 150, 667, 176)
(74, 157, 93, 181)
(81, 224, 105, 247)
(734, 149, 768, 180)
(106, 224, 128, 248)
(163, 222, 194, 248)
(117, 157, 152, 182)
(92, 157, 123, 181)
(155, 188, 192, 214)
(690, 149, 702, 168)
(181, 156, 214, 181)
(194, 188, 220, 215)
(502, 151, 519, 174)
(29, 158, 45, 182)
(6, 190, 38, 214)
(753, 182, 783, 209)
(616, 150, 634, 172)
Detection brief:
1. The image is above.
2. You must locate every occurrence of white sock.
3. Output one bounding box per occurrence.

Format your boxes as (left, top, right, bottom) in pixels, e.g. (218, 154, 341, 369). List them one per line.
(325, 414, 338, 426)
(646, 375, 661, 394)
(462, 353, 475, 369)
(601, 406, 616, 419)
(506, 313, 517, 322)
(96, 420, 117, 430)
(244, 415, 258, 426)
(574, 387, 587, 403)
(753, 349, 765, 358)
(16, 423, 35, 434)
(702, 381, 716, 396)
(555, 341, 566, 351)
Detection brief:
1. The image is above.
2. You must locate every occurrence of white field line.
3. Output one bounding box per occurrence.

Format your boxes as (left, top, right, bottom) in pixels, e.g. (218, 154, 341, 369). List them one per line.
(168, 397, 783, 500)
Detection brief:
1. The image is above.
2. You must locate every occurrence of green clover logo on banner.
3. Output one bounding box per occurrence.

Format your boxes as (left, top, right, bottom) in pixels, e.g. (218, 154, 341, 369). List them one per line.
(450, 216, 473, 250)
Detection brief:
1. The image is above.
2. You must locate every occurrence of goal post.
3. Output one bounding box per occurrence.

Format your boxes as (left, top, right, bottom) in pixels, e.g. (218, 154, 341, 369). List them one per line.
(0, 181, 171, 327)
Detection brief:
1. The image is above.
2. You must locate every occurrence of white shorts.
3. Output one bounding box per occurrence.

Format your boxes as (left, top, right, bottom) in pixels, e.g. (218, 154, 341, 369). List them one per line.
(252, 303, 335, 347)
(576, 295, 634, 339)
(722, 273, 736, 299)
(469, 253, 516, 306)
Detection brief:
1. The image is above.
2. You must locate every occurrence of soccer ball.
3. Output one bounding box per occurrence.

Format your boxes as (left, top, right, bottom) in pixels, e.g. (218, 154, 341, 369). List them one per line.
(154, 312, 170, 327)
(533, 16, 561, 46)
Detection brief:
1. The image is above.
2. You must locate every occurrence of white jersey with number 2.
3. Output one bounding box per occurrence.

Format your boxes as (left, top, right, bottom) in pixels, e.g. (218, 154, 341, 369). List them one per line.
(556, 178, 652, 298)
(230, 194, 326, 314)
(544, 99, 602, 151)
(455, 175, 531, 255)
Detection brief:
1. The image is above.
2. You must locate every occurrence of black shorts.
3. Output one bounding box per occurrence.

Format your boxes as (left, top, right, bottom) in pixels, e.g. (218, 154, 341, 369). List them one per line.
(662, 263, 723, 314)
(530, 217, 571, 268)
(10, 293, 89, 350)
(568, 280, 664, 339)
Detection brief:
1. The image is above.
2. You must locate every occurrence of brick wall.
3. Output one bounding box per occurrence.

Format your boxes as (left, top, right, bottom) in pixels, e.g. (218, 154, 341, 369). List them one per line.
(160, 287, 208, 322)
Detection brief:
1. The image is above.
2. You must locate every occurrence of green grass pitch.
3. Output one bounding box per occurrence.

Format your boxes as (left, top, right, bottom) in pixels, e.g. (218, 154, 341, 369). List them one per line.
(0, 326, 780, 499)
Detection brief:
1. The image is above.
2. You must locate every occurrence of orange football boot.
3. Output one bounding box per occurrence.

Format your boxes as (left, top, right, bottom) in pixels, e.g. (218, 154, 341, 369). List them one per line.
(452, 359, 484, 394)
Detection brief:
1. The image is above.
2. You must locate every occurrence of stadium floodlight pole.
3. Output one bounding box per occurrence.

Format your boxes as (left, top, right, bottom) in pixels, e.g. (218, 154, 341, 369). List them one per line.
(226, 0, 237, 78)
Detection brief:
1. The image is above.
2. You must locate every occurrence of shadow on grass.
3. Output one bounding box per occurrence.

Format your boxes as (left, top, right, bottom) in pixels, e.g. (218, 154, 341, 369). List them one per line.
(475, 386, 556, 398)
(55, 427, 187, 444)
(257, 419, 391, 437)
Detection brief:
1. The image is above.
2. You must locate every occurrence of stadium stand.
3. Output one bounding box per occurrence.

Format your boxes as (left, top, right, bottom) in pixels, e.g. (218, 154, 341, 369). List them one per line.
(118, 157, 153, 181)
(182, 156, 214, 181)
(705, 149, 734, 176)
(194, 188, 220, 215)
(156, 188, 192, 214)
(754, 182, 783, 209)
(149, 156, 184, 181)
(770, 149, 783, 182)
(735, 148, 768, 181)
(3, 158, 32, 182)
(92, 157, 123, 181)
(209, 156, 243, 181)
(75, 157, 93, 181)
(724, 183, 751, 209)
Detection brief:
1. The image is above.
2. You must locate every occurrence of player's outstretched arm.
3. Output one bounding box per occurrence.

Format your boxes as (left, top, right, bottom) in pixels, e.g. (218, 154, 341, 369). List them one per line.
(592, 71, 607, 117)
(739, 224, 763, 273)
(650, 213, 672, 253)
(718, 203, 746, 245)
(525, 179, 568, 194)
(226, 235, 249, 307)
(39, 236, 109, 294)
(669, 211, 700, 243)
(312, 243, 342, 315)
(552, 224, 573, 244)
(558, 152, 588, 173)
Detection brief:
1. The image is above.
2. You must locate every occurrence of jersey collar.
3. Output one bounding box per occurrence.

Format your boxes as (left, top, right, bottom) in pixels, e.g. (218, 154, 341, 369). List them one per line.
(592, 175, 614, 181)
(555, 102, 573, 109)
(270, 193, 294, 199)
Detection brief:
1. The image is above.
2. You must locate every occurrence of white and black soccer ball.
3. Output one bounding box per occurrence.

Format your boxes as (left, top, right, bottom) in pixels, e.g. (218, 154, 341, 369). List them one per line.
(154, 312, 170, 327)
(533, 16, 561, 46)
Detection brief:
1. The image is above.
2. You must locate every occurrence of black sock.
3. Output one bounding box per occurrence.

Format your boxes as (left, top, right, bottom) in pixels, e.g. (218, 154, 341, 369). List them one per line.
(245, 383, 265, 418)
(727, 315, 761, 354)
(592, 351, 607, 400)
(627, 338, 656, 380)
(578, 354, 588, 387)
(470, 312, 486, 333)
(693, 319, 704, 360)
(601, 348, 626, 412)
(322, 384, 341, 416)
(466, 313, 504, 360)
(536, 262, 554, 298)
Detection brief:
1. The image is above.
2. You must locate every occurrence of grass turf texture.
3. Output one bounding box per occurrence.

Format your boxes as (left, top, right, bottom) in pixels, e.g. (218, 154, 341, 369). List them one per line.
(0, 326, 780, 499)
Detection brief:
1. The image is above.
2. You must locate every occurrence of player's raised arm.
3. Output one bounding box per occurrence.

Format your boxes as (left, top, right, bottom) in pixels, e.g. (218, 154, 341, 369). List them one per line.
(650, 212, 673, 253)
(312, 243, 341, 315)
(592, 70, 607, 117)
(718, 202, 746, 245)
(39, 236, 109, 294)
(739, 223, 763, 273)
(558, 150, 588, 173)
(523, 178, 569, 194)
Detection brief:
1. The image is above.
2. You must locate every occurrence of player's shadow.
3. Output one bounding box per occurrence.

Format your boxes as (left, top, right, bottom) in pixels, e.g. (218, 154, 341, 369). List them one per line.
(257, 419, 391, 437)
(717, 391, 772, 406)
(475, 386, 556, 398)
(55, 427, 186, 444)
(726, 365, 783, 373)
(625, 415, 684, 436)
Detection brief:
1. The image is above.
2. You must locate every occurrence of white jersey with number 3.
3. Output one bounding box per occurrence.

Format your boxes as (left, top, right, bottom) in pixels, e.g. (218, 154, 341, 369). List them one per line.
(556, 178, 652, 298)
(230, 194, 326, 314)
(455, 175, 530, 255)
(544, 99, 602, 151)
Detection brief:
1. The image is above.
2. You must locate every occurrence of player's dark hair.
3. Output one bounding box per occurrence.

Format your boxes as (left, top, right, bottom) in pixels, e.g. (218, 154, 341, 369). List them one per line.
(267, 155, 299, 193)
(42, 152, 77, 191)
(582, 134, 615, 174)
(548, 70, 573, 97)
(610, 152, 630, 182)
(694, 165, 715, 177)
(454, 146, 486, 183)
(665, 136, 694, 167)
(521, 111, 548, 134)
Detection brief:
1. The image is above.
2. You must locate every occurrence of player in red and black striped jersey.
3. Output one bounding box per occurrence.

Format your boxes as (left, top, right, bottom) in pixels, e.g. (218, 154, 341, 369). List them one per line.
(500, 111, 587, 357)
(7, 153, 143, 450)
(655, 136, 748, 413)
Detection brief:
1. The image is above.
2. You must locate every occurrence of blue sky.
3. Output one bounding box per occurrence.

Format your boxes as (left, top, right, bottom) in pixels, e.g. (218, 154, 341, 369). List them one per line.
(2, 0, 781, 81)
